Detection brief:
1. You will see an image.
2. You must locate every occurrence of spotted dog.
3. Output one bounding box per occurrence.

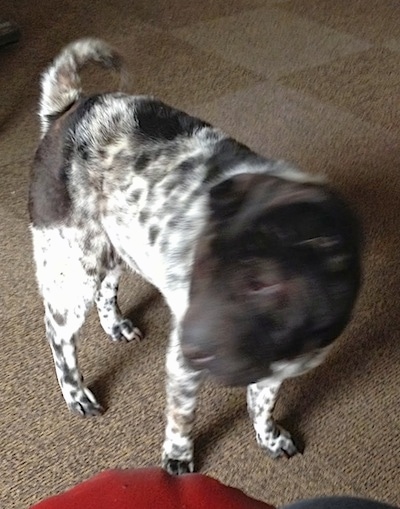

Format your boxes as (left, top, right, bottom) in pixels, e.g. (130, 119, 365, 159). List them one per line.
(29, 39, 362, 475)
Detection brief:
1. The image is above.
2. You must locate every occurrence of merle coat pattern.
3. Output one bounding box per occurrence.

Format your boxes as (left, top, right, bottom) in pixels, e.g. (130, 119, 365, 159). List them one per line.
(29, 39, 362, 475)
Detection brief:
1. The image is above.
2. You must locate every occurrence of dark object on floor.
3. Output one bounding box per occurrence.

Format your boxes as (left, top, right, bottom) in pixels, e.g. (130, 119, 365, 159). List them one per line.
(0, 20, 20, 47)
(286, 498, 398, 509)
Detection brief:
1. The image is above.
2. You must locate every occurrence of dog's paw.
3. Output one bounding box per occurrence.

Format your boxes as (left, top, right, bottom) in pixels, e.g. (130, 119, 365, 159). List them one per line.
(257, 424, 299, 459)
(162, 456, 194, 475)
(110, 318, 143, 343)
(66, 387, 104, 417)
(162, 436, 194, 475)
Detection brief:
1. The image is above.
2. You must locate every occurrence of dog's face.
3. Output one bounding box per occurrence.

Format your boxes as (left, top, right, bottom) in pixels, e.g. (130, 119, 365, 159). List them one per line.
(181, 173, 362, 386)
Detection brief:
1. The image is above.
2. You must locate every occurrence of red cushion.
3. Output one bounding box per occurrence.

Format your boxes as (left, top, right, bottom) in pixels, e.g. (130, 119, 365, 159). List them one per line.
(31, 468, 274, 509)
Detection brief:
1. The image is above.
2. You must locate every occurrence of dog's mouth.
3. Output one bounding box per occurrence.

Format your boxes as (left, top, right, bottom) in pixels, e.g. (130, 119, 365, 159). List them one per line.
(185, 354, 264, 387)
(187, 354, 216, 367)
(211, 370, 259, 387)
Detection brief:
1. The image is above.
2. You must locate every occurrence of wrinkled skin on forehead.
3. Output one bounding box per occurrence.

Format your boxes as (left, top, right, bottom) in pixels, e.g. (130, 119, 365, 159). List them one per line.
(181, 173, 362, 386)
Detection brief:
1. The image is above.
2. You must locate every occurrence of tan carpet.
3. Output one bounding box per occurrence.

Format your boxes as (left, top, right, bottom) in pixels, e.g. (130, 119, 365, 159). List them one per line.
(1, 1, 399, 507)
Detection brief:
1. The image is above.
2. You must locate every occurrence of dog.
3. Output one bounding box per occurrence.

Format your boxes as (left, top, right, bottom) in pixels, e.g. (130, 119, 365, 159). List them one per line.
(29, 39, 362, 475)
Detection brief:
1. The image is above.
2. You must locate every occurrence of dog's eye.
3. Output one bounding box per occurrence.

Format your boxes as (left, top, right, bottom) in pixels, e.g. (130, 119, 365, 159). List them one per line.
(247, 278, 283, 297)
(294, 236, 350, 272)
(295, 235, 341, 250)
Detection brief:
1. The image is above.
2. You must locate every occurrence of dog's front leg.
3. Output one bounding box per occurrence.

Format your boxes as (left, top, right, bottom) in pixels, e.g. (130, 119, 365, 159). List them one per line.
(95, 263, 143, 343)
(162, 327, 204, 475)
(247, 380, 298, 458)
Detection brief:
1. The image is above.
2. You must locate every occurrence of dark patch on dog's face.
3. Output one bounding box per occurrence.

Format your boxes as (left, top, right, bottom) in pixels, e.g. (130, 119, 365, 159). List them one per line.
(181, 173, 362, 386)
(134, 98, 211, 143)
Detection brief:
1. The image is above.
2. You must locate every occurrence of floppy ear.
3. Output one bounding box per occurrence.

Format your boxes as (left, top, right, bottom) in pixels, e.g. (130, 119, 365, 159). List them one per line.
(209, 175, 251, 219)
(209, 173, 325, 230)
(210, 172, 325, 210)
(208, 173, 288, 220)
(264, 180, 328, 210)
(263, 181, 362, 266)
(209, 173, 361, 253)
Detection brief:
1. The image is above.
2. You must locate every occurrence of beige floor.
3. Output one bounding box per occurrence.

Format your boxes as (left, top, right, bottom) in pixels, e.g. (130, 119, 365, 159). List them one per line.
(1, 1, 399, 507)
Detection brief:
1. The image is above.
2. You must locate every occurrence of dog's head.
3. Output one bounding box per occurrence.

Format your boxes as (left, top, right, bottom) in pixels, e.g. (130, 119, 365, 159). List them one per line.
(181, 173, 362, 386)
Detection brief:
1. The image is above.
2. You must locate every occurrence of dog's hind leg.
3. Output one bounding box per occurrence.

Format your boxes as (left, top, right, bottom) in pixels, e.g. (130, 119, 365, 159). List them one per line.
(32, 225, 104, 417)
(162, 326, 205, 475)
(247, 381, 298, 458)
(95, 259, 143, 343)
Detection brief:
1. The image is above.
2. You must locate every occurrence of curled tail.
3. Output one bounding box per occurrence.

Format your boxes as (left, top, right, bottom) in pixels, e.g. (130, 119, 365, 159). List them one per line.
(39, 38, 123, 136)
